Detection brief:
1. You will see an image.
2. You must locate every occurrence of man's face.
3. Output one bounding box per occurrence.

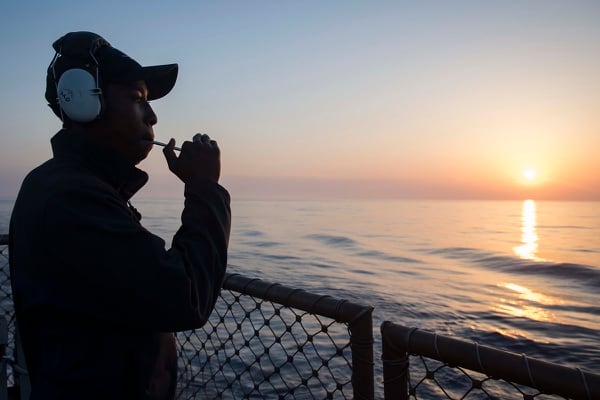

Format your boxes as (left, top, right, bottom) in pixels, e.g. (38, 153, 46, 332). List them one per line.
(97, 81, 157, 165)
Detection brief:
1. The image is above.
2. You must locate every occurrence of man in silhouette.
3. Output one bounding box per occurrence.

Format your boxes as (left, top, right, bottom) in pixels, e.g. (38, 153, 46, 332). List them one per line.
(9, 31, 231, 399)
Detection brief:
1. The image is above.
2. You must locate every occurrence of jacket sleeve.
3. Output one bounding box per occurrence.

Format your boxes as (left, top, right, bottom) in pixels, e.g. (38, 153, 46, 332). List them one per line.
(42, 177, 231, 332)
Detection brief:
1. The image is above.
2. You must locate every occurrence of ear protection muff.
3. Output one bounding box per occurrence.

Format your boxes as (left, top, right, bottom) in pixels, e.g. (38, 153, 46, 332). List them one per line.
(56, 68, 102, 123)
(49, 32, 111, 123)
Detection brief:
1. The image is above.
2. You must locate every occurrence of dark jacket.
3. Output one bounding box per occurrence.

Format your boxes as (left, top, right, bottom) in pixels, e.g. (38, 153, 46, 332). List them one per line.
(9, 129, 231, 399)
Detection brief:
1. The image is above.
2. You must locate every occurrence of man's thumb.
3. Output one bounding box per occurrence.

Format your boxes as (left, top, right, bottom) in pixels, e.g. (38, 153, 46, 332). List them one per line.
(162, 138, 177, 171)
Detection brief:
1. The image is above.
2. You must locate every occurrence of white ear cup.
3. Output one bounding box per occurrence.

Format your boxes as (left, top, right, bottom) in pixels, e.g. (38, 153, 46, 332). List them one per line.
(56, 68, 102, 122)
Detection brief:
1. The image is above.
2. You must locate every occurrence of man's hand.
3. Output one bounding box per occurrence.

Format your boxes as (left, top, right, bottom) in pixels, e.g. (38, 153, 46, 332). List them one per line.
(163, 134, 221, 183)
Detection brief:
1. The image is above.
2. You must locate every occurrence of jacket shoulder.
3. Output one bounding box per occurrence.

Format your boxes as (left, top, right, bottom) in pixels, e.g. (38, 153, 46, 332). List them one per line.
(22, 157, 113, 197)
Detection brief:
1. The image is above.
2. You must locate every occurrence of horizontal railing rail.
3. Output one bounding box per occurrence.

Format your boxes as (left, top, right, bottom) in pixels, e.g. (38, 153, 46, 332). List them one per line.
(381, 321, 600, 399)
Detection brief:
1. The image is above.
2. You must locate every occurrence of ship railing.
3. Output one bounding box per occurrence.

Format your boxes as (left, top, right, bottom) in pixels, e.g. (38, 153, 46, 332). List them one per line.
(2, 234, 600, 399)
(381, 321, 599, 399)
(175, 273, 374, 399)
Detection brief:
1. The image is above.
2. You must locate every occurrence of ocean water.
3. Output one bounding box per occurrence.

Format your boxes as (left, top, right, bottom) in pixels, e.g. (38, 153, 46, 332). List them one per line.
(1, 198, 598, 379)
(131, 198, 600, 374)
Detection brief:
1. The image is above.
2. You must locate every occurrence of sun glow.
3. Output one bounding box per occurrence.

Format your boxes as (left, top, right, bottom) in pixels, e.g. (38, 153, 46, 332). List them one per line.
(522, 168, 537, 181)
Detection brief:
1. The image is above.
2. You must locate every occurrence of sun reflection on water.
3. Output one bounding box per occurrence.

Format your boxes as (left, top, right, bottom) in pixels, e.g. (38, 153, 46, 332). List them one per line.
(513, 199, 542, 260)
(501, 282, 558, 305)
(496, 282, 563, 323)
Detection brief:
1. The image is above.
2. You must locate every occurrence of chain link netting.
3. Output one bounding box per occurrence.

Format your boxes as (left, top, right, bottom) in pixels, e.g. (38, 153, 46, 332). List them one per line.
(405, 354, 566, 400)
(0, 238, 15, 386)
(175, 288, 354, 399)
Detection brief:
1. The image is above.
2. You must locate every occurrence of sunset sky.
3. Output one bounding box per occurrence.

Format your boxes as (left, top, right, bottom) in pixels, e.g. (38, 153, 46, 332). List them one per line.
(1, 1, 599, 200)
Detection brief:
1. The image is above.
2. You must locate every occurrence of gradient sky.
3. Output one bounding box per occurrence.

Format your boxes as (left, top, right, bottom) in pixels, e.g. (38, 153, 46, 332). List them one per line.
(1, 1, 599, 200)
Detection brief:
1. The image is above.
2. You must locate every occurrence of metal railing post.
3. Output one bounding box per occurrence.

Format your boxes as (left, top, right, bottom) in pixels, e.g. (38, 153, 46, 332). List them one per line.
(381, 321, 409, 400)
(348, 306, 374, 400)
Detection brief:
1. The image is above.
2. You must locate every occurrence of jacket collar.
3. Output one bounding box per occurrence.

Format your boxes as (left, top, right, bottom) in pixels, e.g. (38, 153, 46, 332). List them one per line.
(51, 129, 149, 200)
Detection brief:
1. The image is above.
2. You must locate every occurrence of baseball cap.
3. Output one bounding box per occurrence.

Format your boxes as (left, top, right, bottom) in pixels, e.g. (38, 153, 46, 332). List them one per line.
(45, 31, 178, 113)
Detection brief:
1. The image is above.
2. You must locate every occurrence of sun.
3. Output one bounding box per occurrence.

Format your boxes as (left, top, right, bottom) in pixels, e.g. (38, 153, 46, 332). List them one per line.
(522, 168, 537, 181)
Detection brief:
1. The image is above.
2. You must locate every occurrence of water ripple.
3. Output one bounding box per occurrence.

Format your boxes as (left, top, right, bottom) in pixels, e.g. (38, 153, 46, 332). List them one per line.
(305, 233, 358, 248)
(356, 250, 421, 264)
(427, 247, 600, 290)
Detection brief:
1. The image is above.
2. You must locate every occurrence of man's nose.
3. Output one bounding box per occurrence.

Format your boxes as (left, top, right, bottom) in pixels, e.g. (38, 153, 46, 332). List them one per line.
(145, 103, 158, 125)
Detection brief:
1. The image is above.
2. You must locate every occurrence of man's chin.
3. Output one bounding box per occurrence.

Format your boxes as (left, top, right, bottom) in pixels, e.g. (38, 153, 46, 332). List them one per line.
(135, 143, 154, 164)
(134, 152, 150, 165)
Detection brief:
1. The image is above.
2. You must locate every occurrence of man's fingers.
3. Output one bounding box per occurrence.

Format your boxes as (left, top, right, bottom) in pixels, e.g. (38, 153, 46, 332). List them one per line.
(193, 133, 210, 143)
(164, 135, 221, 183)
(193, 133, 212, 144)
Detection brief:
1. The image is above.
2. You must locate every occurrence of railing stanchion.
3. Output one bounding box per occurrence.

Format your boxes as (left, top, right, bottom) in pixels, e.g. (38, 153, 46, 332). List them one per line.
(349, 307, 374, 400)
(381, 321, 409, 400)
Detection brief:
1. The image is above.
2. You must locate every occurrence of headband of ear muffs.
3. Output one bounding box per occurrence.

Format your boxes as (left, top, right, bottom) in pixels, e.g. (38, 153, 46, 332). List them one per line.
(50, 32, 111, 123)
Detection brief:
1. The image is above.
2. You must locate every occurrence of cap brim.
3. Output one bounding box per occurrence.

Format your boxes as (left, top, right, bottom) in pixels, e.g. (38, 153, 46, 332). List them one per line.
(142, 64, 178, 101)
